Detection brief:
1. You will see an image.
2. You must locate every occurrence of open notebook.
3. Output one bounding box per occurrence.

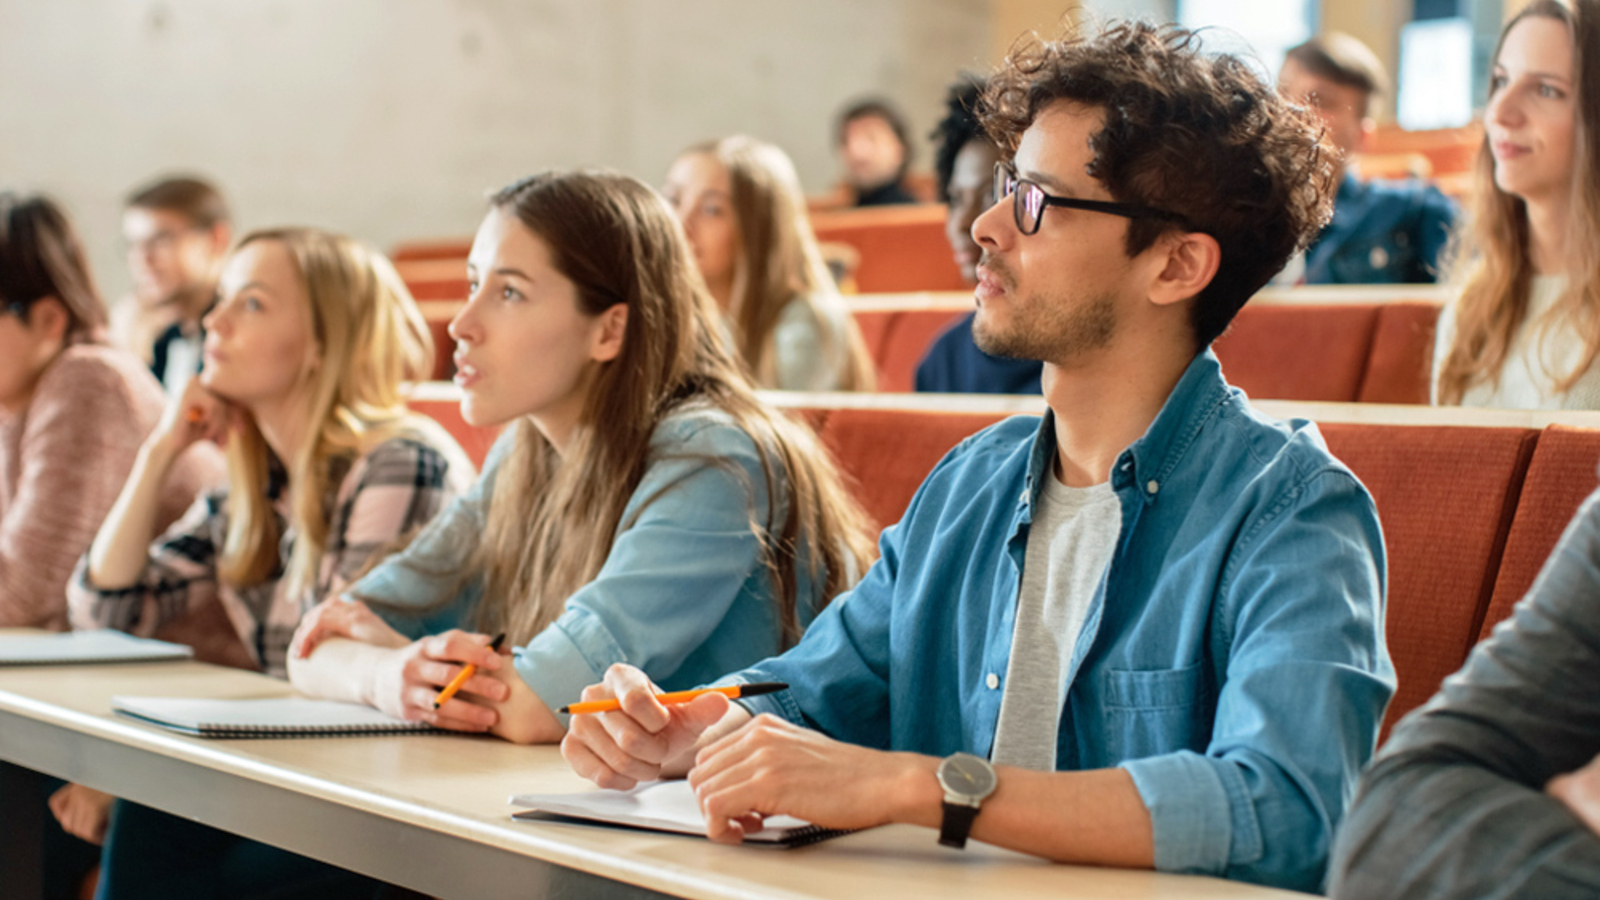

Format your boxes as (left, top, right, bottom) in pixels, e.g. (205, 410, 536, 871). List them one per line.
(0, 630, 193, 666)
(111, 696, 436, 739)
(511, 780, 851, 848)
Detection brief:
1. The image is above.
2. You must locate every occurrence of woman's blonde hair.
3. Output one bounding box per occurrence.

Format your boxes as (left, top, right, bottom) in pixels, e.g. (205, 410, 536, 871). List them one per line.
(217, 228, 438, 597)
(1436, 0, 1600, 403)
(471, 170, 876, 647)
(684, 136, 876, 391)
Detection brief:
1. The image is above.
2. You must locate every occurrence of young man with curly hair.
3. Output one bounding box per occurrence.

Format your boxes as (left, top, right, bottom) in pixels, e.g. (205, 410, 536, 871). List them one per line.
(562, 21, 1394, 892)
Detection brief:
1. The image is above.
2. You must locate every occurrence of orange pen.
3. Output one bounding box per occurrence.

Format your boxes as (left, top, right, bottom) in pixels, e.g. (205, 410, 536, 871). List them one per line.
(559, 682, 788, 715)
(431, 633, 506, 709)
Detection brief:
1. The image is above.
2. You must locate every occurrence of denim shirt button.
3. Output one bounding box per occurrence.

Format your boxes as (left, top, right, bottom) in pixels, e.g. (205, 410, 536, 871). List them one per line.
(1146, 480, 1160, 495)
(985, 673, 1000, 690)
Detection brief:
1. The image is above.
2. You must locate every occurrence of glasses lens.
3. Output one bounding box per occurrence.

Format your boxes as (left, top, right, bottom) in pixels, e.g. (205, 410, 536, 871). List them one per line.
(1020, 182, 1046, 234)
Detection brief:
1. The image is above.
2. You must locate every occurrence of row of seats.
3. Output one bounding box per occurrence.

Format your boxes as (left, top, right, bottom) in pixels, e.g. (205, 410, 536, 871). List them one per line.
(852, 288, 1447, 398)
(414, 288, 1447, 403)
(405, 383, 1600, 741)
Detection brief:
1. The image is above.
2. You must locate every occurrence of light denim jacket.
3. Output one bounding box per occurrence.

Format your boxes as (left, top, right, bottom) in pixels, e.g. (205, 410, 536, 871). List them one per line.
(726, 350, 1395, 892)
(351, 404, 817, 720)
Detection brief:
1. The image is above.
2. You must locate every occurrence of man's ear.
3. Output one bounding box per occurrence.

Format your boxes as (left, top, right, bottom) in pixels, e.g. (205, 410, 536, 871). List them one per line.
(26, 297, 70, 344)
(591, 303, 629, 363)
(208, 222, 233, 256)
(1358, 117, 1376, 154)
(1148, 232, 1221, 309)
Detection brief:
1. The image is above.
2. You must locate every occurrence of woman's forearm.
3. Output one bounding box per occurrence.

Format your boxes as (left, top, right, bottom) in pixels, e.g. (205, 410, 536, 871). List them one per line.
(86, 438, 181, 589)
(286, 637, 394, 707)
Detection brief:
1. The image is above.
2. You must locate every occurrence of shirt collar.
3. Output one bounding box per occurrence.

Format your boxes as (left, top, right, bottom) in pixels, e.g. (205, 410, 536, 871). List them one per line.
(1022, 349, 1231, 508)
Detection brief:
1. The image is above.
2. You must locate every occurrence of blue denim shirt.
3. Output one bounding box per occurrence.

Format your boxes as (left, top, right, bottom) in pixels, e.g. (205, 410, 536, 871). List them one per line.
(727, 350, 1395, 892)
(1304, 173, 1456, 285)
(350, 404, 818, 722)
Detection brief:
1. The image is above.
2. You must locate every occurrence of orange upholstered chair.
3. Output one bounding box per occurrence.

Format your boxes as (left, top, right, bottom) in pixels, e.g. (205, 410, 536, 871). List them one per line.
(391, 239, 472, 262)
(1357, 300, 1443, 404)
(852, 310, 897, 373)
(1478, 425, 1600, 641)
(810, 205, 966, 294)
(1213, 304, 1381, 402)
(816, 407, 1012, 530)
(875, 309, 969, 392)
(1320, 422, 1538, 738)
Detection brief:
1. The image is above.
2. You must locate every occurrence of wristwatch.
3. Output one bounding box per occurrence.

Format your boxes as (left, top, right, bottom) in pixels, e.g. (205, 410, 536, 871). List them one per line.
(936, 752, 997, 849)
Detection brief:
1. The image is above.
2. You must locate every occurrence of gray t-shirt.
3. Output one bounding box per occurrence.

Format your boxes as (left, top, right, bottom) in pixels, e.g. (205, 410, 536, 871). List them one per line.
(990, 475, 1122, 771)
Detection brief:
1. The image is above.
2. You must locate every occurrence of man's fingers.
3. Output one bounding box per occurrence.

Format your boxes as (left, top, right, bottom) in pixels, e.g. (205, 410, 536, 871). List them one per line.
(561, 736, 641, 792)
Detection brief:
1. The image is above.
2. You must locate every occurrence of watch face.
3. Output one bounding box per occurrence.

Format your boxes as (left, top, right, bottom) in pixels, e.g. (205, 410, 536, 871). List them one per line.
(939, 752, 997, 799)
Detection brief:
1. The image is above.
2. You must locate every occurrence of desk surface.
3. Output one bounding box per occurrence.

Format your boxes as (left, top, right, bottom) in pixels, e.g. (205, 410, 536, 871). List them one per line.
(0, 643, 1310, 900)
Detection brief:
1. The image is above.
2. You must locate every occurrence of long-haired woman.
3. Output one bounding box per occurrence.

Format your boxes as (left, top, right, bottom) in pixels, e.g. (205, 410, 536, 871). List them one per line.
(74, 228, 472, 900)
(1434, 0, 1600, 408)
(663, 136, 875, 391)
(287, 170, 876, 745)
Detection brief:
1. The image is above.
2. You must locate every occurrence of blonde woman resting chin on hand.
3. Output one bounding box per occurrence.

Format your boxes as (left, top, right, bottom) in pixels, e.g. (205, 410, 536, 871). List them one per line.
(287, 170, 876, 745)
(67, 227, 474, 899)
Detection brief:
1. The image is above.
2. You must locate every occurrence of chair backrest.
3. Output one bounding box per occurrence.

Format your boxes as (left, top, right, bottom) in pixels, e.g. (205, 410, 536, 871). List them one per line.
(1319, 422, 1539, 737)
(1358, 301, 1442, 404)
(1213, 304, 1381, 403)
(816, 407, 1011, 530)
(811, 205, 966, 294)
(1479, 425, 1600, 640)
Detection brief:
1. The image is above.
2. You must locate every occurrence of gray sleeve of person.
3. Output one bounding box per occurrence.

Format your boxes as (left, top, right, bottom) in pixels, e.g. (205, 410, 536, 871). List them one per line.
(1328, 487, 1600, 900)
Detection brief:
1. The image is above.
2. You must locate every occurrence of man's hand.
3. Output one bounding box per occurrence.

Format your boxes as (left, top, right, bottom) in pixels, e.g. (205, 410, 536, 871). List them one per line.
(1548, 752, 1600, 835)
(561, 664, 742, 789)
(687, 713, 940, 843)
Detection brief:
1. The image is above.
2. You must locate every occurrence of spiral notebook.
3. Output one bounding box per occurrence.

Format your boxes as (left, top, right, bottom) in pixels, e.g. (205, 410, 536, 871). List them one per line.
(511, 780, 850, 848)
(0, 630, 193, 665)
(111, 696, 436, 739)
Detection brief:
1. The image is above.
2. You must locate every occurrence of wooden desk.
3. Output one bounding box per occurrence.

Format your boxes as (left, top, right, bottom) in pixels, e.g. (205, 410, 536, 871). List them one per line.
(0, 646, 1310, 899)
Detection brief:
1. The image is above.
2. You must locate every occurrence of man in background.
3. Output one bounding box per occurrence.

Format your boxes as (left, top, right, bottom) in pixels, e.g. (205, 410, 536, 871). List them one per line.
(836, 98, 918, 206)
(120, 175, 231, 394)
(1278, 33, 1456, 284)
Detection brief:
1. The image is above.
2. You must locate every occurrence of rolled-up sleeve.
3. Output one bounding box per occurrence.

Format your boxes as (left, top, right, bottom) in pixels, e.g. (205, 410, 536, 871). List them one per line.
(1124, 468, 1393, 890)
(1330, 489, 1600, 900)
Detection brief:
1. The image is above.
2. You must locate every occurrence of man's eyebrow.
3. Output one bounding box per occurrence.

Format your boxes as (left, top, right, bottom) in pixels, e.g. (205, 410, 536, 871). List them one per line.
(1022, 168, 1078, 197)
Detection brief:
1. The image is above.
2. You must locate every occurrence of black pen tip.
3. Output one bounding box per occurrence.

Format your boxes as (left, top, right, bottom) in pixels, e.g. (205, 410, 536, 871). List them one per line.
(736, 682, 788, 698)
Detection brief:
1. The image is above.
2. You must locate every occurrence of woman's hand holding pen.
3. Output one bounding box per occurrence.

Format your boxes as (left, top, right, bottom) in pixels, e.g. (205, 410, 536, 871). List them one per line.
(561, 663, 743, 789)
(366, 631, 509, 732)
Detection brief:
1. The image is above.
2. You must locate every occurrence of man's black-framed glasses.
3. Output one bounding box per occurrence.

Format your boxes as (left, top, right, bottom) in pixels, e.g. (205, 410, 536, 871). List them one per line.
(993, 162, 1188, 236)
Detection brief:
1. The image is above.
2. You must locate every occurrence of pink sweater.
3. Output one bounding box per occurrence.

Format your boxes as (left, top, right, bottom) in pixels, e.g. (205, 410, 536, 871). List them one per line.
(0, 344, 224, 631)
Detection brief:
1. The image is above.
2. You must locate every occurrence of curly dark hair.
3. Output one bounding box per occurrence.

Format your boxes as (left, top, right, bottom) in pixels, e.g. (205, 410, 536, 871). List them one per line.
(930, 74, 990, 202)
(981, 21, 1337, 346)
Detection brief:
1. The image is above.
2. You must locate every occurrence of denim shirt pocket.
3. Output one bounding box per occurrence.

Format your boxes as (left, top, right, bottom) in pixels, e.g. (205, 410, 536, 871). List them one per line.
(1101, 661, 1209, 761)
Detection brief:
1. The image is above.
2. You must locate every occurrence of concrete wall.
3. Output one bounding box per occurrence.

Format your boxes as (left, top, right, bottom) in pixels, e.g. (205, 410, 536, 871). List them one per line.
(0, 0, 990, 298)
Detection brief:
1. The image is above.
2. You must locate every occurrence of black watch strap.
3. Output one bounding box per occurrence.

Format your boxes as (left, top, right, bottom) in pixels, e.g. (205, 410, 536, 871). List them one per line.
(938, 801, 981, 849)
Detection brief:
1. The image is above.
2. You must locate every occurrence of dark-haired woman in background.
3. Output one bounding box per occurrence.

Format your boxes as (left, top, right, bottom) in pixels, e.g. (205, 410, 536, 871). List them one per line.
(0, 192, 223, 899)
